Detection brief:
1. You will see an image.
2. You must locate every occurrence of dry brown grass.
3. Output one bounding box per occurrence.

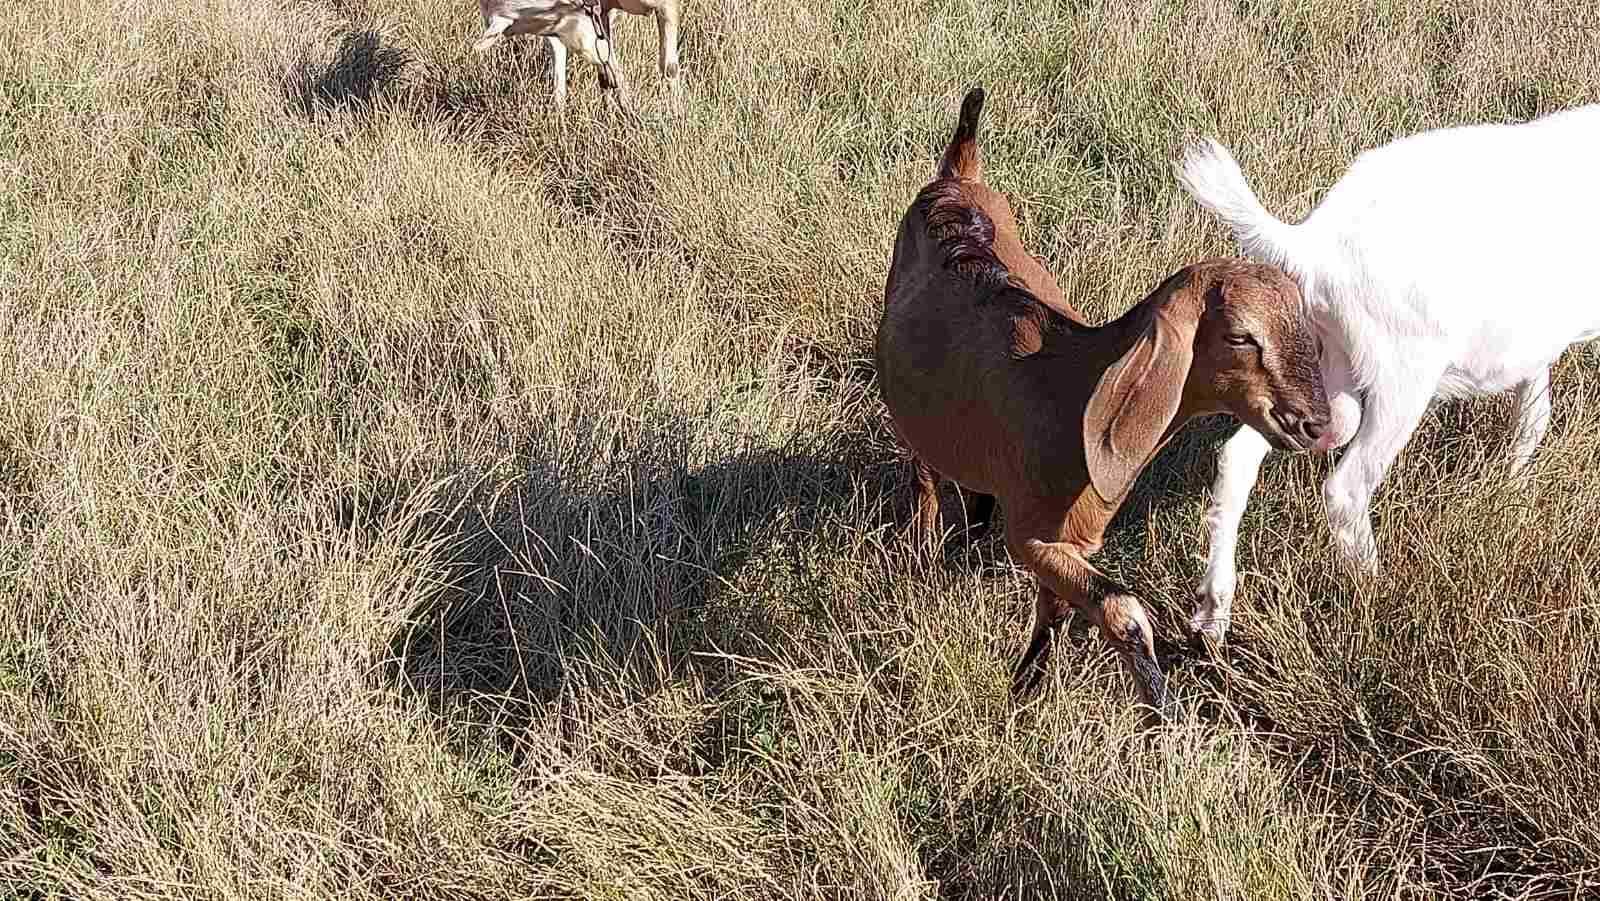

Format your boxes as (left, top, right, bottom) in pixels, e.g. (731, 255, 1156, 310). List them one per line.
(4, 0, 1600, 898)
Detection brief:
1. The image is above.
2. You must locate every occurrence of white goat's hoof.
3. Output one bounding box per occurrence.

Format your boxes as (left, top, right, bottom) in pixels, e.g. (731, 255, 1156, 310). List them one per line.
(1190, 608, 1231, 645)
(1191, 611, 1231, 644)
(1339, 546, 1381, 579)
(1190, 584, 1234, 644)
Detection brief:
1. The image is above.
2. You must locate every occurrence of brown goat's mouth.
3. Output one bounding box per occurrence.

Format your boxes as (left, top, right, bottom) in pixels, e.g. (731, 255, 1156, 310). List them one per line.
(1256, 406, 1314, 452)
(1270, 425, 1312, 452)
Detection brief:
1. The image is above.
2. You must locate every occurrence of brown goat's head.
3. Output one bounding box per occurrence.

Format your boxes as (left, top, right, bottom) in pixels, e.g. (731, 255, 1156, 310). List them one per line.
(1083, 261, 1329, 503)
(1191, 261, 1329, 451)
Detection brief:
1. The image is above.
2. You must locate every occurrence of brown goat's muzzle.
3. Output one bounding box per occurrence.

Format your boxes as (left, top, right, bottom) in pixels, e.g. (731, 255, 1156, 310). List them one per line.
(1265, 402, 1331, 451)
(1121, 632, 1176, 721)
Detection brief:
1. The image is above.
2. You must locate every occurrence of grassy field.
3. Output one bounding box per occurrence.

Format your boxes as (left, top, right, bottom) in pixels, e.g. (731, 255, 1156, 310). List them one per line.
(5, 0, 1600, 897)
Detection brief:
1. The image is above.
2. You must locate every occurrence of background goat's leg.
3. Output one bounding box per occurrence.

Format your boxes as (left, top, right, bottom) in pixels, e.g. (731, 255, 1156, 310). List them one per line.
(1008, 533, 1170, 716)
(544, 36, 569, 109)
(1508, 368, 1553, 473)
(601, 11, 630, 109)
(474, 14, 513, 51)
(654, 0, 683, 106)
(564, 16, 629, 110)
(1192, 426, 1271, 643)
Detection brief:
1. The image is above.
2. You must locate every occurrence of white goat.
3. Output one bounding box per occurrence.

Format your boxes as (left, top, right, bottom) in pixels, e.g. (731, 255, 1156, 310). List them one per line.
(474, 0, 683, 109)
(1177, 104, 1600, 641)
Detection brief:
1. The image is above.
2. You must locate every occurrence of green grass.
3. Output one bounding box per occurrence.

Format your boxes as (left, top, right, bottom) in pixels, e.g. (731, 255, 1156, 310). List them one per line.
(3, 0, 1600, 897)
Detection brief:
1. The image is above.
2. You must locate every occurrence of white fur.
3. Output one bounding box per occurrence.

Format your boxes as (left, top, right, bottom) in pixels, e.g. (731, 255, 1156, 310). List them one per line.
(1177, 105, 1600, 640)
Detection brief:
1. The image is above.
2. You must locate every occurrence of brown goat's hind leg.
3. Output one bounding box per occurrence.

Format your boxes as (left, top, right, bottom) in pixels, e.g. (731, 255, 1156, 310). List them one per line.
(909, 457, 943, 558)
(963, 491, 996, 537)
(1007, 536, 1174, 718)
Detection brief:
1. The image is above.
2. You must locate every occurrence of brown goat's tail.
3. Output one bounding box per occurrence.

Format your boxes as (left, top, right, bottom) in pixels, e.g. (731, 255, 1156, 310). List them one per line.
(937, 86, 986, 180)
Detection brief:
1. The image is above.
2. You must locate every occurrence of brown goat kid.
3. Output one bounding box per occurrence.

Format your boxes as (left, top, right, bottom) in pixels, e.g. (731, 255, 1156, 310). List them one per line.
(876, 88, 1331, 715)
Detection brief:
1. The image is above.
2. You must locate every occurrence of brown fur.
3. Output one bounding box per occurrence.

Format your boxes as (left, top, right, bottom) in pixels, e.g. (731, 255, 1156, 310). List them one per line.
(875, 87, 1331, 716)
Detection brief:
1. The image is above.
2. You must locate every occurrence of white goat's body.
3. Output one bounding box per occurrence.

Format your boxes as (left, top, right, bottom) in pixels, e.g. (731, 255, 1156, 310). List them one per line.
(1178, 104, 1600, 638)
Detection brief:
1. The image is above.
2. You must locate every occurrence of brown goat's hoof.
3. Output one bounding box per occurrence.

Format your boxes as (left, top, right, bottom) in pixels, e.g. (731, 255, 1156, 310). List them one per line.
(1008, 654, 1051, 703)
(1008, 672, 1041, 703)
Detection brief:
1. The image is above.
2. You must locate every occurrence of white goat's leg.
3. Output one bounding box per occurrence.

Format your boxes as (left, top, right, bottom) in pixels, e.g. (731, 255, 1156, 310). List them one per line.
(1508, 368, 1553, 474)
(545, 36, 569, 109)
(1192, 333, 1363, 641)
(1190, 425, 1272, 642)
(1320, 374, 1439, 576)
(654, 0, 683, 107)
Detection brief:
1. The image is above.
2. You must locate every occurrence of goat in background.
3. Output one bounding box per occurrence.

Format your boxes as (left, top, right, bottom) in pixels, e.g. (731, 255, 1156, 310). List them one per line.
(474, 0, 684, 110)
(1178, 105, 1600, 642)
(877, 87, 1331, 716)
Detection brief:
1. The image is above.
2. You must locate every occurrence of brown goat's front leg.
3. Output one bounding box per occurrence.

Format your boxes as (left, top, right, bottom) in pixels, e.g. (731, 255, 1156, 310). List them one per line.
(1008, 536, 1171, 717)
(1011, 585, 1065, 696)
(909, 461, 993, 554)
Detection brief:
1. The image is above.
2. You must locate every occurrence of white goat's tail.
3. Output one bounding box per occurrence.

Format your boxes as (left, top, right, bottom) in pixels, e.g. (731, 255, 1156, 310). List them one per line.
(1175, 138, 1299, 269)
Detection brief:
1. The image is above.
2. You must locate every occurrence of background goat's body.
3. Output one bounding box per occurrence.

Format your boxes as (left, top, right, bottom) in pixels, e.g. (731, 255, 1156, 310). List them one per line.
(475, 0, 683, 108)
(1179, 103, 1600, 640)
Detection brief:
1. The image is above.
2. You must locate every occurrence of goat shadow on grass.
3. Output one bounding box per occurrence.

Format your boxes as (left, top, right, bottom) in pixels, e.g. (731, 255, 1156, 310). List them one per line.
(370, 429, 908, 753)
(281, 25, 566, 148)
(283, 28, 412, 118)
(280, 25, 705, 278)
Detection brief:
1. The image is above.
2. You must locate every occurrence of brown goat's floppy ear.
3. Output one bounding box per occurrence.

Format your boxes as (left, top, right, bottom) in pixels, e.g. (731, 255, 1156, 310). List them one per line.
(1084, 300, 1198, 503)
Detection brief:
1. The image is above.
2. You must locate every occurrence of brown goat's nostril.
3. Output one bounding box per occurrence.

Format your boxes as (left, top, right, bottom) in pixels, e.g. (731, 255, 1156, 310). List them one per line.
(1272, 407, 1327, 444)
(1271, 406, 1300, 434)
